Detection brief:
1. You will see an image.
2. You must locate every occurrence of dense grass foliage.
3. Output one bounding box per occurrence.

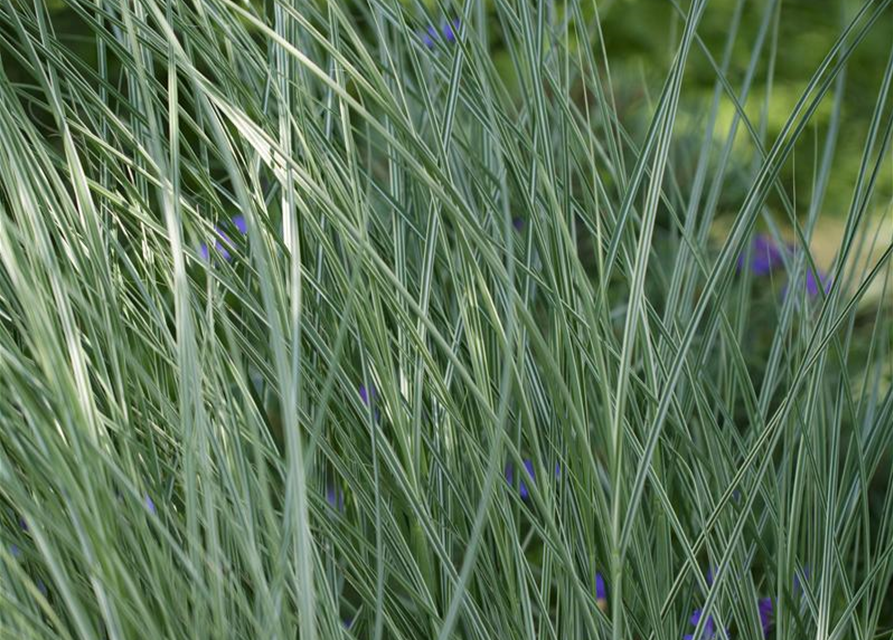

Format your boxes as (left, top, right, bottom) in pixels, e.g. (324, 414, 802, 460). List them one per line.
(0, 0, 891, 638)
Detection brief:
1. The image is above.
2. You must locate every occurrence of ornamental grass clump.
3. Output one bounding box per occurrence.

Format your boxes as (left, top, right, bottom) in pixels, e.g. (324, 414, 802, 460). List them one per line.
(0, 0, 891, 639)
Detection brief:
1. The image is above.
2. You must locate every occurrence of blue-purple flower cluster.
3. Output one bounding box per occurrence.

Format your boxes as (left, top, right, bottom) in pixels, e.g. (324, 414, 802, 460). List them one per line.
(679, 565, 815, 638)
(503, 459, 563, 501)
(737, 233, 832, 297)
(421, 19, 460, 48)
(199, 215, 247, 261)
(682, 599, 772, 639)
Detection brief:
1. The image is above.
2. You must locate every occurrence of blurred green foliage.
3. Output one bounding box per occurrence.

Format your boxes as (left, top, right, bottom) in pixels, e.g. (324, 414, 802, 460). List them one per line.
(485, 0, 892, 218)
(580, 0, 892, 218)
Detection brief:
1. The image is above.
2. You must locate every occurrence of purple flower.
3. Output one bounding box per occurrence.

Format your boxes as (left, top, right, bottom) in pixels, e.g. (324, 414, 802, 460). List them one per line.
(18, 517, 28, 532)
(326, 484, 345, 512)
(359, 385, 380, 421)
(37, 580, 47, 597)
(442, 19, 460, 43)
(10, 544, 21, 559)
(200, 215, 248, 261)
(758, 597, 773, 637)
(505, 459, 535, 500)
(683, 608, 716, 640)
(231, 215, 247, 234)
(342, 617, 353, 629)
(595, 572, 607, 599)
(512, 217, 525, 231)
(422, 25, 438, 48)
(420, 19, 459, 48)
(782, 267, 831, 300)
(805, 268, 831, 296)
(145, 494, 156, 515)
(737, 234, 787, 276)
(595, 572, 608, 611)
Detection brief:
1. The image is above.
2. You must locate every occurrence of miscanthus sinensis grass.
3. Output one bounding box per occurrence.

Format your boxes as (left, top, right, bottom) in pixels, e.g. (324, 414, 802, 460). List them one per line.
(0, 0, 891, 639)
